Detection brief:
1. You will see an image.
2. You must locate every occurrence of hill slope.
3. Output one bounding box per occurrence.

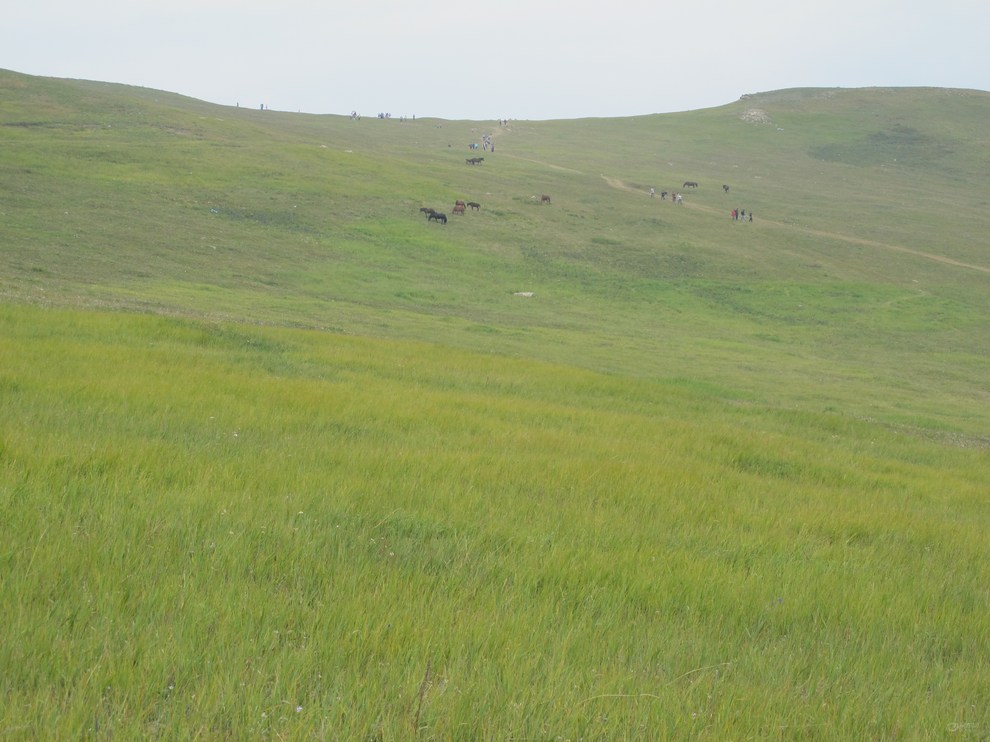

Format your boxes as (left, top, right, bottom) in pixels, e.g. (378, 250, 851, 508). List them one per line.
(2, 70, 990, 738)
(3, 69, 988, 438)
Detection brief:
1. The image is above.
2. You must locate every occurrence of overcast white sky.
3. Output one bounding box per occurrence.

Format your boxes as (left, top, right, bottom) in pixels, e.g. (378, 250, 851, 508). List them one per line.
(4, 0, 988, 120)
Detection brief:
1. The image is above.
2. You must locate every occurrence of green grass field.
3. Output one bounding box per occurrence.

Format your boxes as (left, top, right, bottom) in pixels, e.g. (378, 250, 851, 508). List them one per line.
(2, 69, 989, 738)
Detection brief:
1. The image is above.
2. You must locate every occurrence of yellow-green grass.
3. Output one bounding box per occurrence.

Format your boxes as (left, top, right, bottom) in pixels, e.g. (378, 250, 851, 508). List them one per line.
(2, 70, 990, 737)
(2, 304, 988, 738)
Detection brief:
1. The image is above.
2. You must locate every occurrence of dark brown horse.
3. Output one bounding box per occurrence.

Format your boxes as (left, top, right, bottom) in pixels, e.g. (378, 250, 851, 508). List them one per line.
(420, 207, 436, 218)
(466, 157, 485, 165)
(541, 194, 551, 204)
(467, 201, 481, 210)
(428, 211, 447, 224)
(722, 184, 730, 193)
(683, 181, 699, 188)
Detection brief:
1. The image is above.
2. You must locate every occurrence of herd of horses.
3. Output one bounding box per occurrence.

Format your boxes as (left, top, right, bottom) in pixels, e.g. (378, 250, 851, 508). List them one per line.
(421, 180, 732, 224)
(423, 152, 735, 226)
(420, 200, 482, 224)
(427, 143, 736, 225)
(420, 148, 557, 224)
(421, 194, 550, 224)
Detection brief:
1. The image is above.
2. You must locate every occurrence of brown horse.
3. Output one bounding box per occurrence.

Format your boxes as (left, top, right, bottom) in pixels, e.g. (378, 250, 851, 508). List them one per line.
(452, 204, 466, 215)
(541, 194, 551, 204)
(420, 207, 436, 218)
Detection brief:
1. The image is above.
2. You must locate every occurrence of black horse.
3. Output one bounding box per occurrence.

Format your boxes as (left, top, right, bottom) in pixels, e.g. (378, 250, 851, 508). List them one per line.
(428, 211, 447, 224)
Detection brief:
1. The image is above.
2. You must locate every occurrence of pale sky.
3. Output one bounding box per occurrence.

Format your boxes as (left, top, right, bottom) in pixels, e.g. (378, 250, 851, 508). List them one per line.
(4, 0, 988, 120)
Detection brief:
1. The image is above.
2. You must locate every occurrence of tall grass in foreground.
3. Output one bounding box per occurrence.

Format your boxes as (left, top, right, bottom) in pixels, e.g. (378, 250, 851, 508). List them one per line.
(2, 304, 988, 738)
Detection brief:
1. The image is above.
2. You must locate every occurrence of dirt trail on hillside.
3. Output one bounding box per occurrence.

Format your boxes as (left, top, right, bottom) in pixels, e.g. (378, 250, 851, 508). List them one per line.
(600, 174, 637, 192)
(789, 224, 990, 274)
(498, 153, 584, 174)
(599, 174, 990, 276)
(487, 127, 587, 173)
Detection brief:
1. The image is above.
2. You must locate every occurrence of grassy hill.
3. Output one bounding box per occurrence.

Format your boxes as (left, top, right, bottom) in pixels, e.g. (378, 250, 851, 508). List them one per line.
(2, 69, 989, 737)
(3, 71, 988, 434)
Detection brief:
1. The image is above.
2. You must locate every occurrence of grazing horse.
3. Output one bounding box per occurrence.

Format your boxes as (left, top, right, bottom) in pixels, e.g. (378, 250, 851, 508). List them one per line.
(722, 184, 730, 193)
(428, 211, 447, 224)
(683, 181, 699, 188)
(467, 201, 481, 210)
(466, 157, 485, 165)
(541, 194, 551, 204)
(420, 207, 436, 218)
(452, 204, 466, 215)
